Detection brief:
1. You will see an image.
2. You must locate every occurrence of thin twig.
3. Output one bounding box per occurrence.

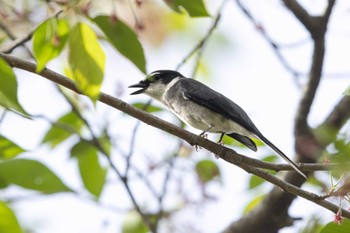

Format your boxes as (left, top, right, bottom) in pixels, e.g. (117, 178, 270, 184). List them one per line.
(0, 21, 16, 40)
(235, 0, 303, 86)
(56, 87, 158, 232)
(125, 99, 153, 175)
(155, 141, 181, 224)
(175, 0, 226, 71)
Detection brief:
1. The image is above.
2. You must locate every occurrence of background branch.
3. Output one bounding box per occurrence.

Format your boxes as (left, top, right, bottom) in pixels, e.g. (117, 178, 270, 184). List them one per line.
(225, 1, 346, 232)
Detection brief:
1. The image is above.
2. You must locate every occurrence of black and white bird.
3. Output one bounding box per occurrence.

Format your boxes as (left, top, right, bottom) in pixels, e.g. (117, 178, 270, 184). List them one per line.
(129, 70, 306, 178)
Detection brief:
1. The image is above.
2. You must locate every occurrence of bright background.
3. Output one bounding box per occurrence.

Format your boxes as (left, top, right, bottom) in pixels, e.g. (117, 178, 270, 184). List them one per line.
(1, 0, 350, 232)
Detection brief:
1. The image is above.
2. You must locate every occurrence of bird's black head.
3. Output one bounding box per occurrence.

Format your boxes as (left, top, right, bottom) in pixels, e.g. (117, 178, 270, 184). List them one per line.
(129, 70, 184, 95)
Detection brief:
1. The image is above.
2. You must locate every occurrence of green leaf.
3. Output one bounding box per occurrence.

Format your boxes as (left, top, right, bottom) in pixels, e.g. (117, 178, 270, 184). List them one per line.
(320, 219, 350, 233)
(0, 136, 25, 160)
(42, 111, 83, 148)
(165, 0, 210, 17)
(68, 23, 105, 101)
(195, 159, 220, 183)
(0, 201, 23, 233)
(262, 155, 278, 163)
(93, 15, 146, 73)
(71, 141, 107, 198)
(132, 102, 163, 113)
(0, 58, 28, 117)
(243, 195, 264, 214)
(0, 159, 71, 193)
(33, 18, 69, 72)
(248, 175, 265, 190)
(122, 211, 148, 233)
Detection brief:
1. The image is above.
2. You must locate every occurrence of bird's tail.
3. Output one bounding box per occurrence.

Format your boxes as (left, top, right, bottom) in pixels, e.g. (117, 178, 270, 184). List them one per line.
(257, 134, 306, 179)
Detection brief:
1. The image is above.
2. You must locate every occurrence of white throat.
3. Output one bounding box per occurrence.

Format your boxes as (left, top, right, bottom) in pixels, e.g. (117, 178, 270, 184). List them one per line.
(145, 77, 181, 102)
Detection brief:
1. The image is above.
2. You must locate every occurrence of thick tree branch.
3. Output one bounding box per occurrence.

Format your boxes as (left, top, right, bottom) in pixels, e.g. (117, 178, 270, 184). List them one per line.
(320, 96, 350, 134)
(293, 0, 336, 137)
(1, 52, 349, 221)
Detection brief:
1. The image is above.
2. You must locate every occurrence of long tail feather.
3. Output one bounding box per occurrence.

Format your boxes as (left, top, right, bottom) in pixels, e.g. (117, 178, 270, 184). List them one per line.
(257, 134, 306, 179)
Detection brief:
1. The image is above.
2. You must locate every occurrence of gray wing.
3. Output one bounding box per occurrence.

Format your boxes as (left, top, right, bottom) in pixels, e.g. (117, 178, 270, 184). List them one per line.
(179, 79, 260, 134)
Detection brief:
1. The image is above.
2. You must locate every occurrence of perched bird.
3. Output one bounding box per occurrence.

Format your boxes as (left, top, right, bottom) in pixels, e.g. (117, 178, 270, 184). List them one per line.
(129, 70, 306, 178)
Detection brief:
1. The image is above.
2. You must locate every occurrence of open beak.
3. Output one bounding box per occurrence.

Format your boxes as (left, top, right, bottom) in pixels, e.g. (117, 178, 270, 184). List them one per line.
(128, 81, 149, 95)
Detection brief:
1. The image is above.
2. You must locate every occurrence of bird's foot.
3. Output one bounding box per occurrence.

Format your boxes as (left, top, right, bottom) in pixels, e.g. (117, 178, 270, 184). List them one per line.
(199, 133, 208, 139)
(195, 144, 202, 151)
(199, 126, 213, 138)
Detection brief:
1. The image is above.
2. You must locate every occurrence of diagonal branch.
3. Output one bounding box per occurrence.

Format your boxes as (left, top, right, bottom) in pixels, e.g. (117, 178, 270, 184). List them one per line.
(1, 52, 349, 221)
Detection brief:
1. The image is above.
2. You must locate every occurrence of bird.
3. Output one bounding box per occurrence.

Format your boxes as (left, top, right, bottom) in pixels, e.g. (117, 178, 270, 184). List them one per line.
(129, 70, 306, 178)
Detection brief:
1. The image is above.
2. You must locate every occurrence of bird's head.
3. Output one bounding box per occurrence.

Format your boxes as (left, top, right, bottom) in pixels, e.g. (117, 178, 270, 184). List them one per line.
(129, 70, 183, 100)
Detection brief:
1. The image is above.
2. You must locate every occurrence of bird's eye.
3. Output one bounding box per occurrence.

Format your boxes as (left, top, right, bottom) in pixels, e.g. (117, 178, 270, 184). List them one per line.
(153, 74, 161, 80)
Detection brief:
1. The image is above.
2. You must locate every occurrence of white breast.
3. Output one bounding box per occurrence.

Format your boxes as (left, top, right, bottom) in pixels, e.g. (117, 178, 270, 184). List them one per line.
(162, 84, 253, 137)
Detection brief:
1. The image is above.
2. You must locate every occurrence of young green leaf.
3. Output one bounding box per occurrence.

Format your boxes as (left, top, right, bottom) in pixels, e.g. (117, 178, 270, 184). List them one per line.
(0, 159, 71, 193)
(42, 111, 83, 148)
(248, 175, 265, 190)
(0, 58, 29, 117)
(0, 201, 23, 233)
(0, 136, 25, 160)
(33, 18, 69, 72)
(68, 23, 106, 101)
(94, 15, 146, 73)
(71, 141, 107, 198)
(320, 219, 350, 233)
(122, 211, 148, 233)
(165, 0, 210, 17)
(195, 159, 220, 183)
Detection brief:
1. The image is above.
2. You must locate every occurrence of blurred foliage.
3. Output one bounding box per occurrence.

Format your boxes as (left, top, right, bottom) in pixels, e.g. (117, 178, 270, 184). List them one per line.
(32, 18, 70, 72)
(132, 102, 164, 113)
(0, 58, 28, 117)
(94, 15, 146, 73)
(41, 111, 83, 148)
(0, 159, 72, 193)
(248, 155, 277, 190)
(165, 0, 210, 17)
(243, 194, 264, 214)
(122, 211, 148, 233)
(68, 22, 105, 101)
(195, 159, 221, 183)
(319, 219, 350, 233)
(71, 140, 107, 199)
(0, 136, 25, 160)
(0, 201, 23, 233)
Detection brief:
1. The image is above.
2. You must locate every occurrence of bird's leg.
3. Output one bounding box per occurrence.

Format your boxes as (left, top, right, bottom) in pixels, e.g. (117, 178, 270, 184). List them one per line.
(199, 126, 213, 139)
(217, 133, 225, 145)
(195, 126, 214, 151)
